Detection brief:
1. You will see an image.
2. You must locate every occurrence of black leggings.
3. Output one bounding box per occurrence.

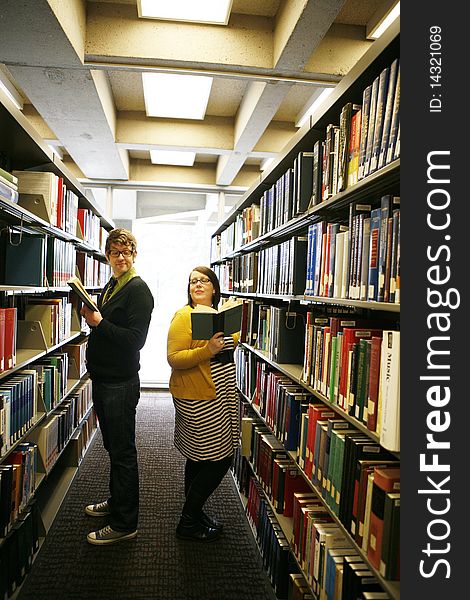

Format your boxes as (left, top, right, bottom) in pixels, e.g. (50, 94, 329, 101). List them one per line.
(182, 455, 233, 517)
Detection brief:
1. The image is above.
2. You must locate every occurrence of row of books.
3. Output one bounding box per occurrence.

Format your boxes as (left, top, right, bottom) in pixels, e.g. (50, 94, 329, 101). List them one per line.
(305, 197, 400, 304)
(236, 415, 400, 593)
(1, 341, 89, 459)
(210, 59, 400, 262)
(73, 406, 97, 466)
(315, 59, 400, 207)
(0, 166, 19, 204)
(13, 170, 79, 236)
(76, 207, 106, 251)
(215, 196, 399, 306)
(302, 314, 400, 451)
(237, 304, 400, 451)
(244, 475, 298, 599)
(76, 251, 111, 288)
(3, 232, 77, 288)
(236, 357, 400, 581)
(0, 371, 38, 457)
(254, 236, 308, 297)
(0, 308, 17, 374)
(28, 378, 92, 474)
(237, 300, 306, 364)
(0, 499, 40, 598)
(0, 442, 38, 538)
(7, 170, 108, 252)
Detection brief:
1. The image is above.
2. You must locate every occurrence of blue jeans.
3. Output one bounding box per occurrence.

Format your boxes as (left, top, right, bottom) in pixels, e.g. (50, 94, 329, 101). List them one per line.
(92, 376, 140, 531)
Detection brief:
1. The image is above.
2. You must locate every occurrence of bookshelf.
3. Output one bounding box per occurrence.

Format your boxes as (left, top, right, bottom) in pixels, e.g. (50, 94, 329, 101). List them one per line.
(0, 88, 113, 598)
(211, 20, 400, 600)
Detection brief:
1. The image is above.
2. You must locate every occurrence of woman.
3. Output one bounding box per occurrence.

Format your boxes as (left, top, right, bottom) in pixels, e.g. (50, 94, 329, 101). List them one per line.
(167, 266, 240, 542)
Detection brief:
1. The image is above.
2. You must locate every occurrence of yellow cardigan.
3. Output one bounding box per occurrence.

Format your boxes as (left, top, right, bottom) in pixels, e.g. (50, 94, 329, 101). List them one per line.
(167, 304, 239, 400)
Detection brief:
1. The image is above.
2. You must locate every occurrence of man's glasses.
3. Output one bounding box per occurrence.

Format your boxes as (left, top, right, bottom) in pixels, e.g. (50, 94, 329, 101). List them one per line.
(109, 249, 134, 258)
(190, 277, 211, 286)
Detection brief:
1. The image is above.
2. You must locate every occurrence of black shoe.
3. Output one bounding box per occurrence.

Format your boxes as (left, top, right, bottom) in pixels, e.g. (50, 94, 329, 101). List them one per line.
(176, 514, 221, 542)
(200, 511, 223, 531)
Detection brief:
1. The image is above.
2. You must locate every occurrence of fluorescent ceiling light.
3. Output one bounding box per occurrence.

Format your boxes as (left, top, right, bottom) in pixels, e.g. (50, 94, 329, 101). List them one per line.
(367, 1, 400, 39)
(296, 88, 335, 128)
(143, 72, 213, 119)
(138, 0, 233, 25)
(150, 150, 196, 166)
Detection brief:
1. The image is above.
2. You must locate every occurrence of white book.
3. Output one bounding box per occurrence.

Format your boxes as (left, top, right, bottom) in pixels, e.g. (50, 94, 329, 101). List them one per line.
(379, 330, 400, 451)
(359, 217, 371, 300)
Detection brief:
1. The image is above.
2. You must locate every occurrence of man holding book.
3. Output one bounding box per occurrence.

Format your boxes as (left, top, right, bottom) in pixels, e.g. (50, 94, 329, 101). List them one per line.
(167, 266, 241, 541)
(81, 228, 154, 545)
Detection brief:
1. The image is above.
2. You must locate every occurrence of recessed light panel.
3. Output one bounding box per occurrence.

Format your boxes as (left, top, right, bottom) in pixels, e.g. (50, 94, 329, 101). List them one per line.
(138, 0, 233, 25)
(150, 150, 196, 166)
(143, 72, 213, 119)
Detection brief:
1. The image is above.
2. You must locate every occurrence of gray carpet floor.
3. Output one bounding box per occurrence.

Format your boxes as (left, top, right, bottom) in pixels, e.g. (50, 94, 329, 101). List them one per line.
(17, 392, 277, 600)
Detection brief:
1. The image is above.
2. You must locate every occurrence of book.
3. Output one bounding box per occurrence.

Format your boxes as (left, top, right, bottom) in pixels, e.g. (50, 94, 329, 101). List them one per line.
(377, 59, 399, 171)
(67, 276, 99, 311)
(385, 63, 400, 165)
(191, 298, 242, 340)
(367, 467, 400, 570)
(379, 330, 400, 452)
(379, 491, 400, 580)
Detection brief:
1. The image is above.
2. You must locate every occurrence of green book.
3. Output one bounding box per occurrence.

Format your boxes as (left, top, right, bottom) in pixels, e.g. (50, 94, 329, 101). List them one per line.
(354, 339, 370, 422)
(328, 336, 337, 403)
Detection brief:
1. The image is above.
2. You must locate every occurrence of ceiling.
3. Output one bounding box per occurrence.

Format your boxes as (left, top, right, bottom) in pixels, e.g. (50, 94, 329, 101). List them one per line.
(0, 0, 394, 223)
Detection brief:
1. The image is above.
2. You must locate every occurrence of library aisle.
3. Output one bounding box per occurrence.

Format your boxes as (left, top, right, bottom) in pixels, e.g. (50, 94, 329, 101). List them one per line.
(17, 392, 276, 600)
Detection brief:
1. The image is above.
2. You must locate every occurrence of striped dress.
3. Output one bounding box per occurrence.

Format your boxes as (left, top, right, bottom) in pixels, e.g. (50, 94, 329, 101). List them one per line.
(173, 337, 239, 461)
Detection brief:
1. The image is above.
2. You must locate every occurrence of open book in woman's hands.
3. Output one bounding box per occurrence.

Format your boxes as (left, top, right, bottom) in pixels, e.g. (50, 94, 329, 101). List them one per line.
(191, 298, 243, 340)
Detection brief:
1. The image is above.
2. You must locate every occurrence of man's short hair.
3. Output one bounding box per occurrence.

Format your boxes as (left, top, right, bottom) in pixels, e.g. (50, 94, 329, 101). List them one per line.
(105, 228, 137, 254)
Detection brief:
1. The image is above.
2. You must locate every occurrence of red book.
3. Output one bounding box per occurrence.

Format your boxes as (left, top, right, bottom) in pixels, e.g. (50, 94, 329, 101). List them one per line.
(272, 459, 295, 512)
(304, 404, 334, 479)
(240, 300, 249, 344)
(77, 207, 89, 239)
(366, 336, 383, 430)
(4, 308, 17, 370)
(367, 466, 401, 569)
(351, 459, 399, 544)
(291, 492, 319, 556)
(0, 308, 5, 373)
(56, 176, 64, 229)
(283, 469, 311, 517)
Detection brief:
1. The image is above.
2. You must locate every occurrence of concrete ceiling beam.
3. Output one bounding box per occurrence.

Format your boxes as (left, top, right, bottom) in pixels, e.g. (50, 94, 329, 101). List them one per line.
(0, 0, 129, 180)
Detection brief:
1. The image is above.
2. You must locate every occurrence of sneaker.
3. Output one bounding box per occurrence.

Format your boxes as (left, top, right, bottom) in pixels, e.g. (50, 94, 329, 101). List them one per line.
(87, 525, 137, 545)
(85, 500, 110, 517)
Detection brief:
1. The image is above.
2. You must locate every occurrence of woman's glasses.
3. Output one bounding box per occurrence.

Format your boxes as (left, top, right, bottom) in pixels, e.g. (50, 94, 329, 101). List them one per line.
(109, 249, 134, 258)
(190, 277, 211, 285)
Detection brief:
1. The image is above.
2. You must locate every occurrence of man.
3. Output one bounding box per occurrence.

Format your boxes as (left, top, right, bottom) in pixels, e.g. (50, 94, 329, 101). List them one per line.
(81, 228, 154, 545)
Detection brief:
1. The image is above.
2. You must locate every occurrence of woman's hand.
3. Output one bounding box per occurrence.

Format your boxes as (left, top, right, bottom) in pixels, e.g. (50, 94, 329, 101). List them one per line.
(208, 332, 225, 355)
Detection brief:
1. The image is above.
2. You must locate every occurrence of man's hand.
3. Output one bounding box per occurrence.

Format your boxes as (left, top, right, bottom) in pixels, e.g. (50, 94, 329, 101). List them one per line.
(81, 305, 103, 327)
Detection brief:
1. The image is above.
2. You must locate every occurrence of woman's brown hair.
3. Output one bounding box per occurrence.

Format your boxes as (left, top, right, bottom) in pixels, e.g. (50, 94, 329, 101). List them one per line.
(187, 266, 220, 309)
